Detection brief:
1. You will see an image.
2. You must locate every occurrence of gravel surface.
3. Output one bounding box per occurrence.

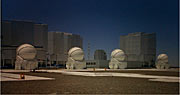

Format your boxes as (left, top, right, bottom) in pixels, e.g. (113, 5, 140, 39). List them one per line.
(1, 71, 179, 94)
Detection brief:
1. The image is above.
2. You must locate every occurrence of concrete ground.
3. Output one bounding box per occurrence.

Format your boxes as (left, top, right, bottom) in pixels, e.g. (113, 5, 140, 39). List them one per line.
(1, 69, 179, 94)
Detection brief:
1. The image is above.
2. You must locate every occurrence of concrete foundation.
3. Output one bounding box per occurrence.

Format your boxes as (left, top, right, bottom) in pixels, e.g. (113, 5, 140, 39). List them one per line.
(66, 57, 86, 69)
(15, 58, 38, 70)
(109, 58, 127, 69)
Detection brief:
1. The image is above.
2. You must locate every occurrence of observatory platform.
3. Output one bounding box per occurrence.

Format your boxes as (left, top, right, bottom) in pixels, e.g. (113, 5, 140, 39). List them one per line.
(1, 68, 179, 94)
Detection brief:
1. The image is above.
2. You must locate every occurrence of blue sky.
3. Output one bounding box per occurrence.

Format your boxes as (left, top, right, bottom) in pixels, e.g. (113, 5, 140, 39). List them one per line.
(2, 0, 179, 66)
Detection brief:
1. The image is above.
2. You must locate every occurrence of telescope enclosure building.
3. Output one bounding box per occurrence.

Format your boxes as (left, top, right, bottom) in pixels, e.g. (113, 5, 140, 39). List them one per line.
(120, 32, 156, 68)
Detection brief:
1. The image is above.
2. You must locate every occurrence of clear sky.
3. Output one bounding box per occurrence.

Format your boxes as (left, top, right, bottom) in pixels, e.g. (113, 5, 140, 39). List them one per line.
(2, 0, 179, 67)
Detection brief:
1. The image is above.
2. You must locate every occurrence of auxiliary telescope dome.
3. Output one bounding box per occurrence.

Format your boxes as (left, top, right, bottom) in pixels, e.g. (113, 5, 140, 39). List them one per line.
(111, 49, 126, 61)
(17, 44, 37, 60)
(68, 47, 84, 61)
(156, 54, 169, 69)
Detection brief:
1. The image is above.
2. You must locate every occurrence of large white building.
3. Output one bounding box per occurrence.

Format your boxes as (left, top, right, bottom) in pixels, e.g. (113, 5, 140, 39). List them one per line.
(120, 32, 156, 68)
(86, 49, 109, 68)
(34, 23, 48, 66)
(1, 20, 48, 68)
(94, 49, 107, 60)
(48, 32, 83, 67)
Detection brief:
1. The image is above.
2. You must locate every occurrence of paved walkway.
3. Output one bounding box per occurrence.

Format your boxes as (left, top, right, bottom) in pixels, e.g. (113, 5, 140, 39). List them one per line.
(37, 69, 180, 83)
(1, 68, 179, 72)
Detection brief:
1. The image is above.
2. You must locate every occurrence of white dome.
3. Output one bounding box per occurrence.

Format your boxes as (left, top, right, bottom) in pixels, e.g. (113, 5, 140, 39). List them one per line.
(68, 47, 84, 61)
(17, 44, 37, 60)
(111, 49, 126, 61)
(157, 54, 168, 63)
(156, 54, 169, 69)
(157, 54, 168, 60)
